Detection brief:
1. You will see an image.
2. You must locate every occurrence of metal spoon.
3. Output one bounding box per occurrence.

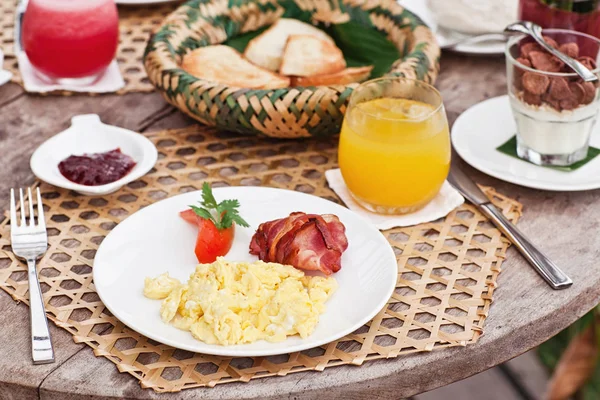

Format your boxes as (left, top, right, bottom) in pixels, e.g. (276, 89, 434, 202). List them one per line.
(437, 26, 508, 49)
(505, 21, 598, 83)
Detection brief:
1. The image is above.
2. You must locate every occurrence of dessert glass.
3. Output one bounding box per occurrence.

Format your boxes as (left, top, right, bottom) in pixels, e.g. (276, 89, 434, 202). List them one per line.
(506, 29, 600, 166)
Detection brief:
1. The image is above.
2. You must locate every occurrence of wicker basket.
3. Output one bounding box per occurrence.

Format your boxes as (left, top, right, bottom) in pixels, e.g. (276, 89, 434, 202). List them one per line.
(143, 0, 440, 138)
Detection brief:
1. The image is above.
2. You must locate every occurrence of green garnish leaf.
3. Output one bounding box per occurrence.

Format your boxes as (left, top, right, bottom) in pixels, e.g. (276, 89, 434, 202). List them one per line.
(189, 205, 216, 224)
(201, 182, 218, 209)
(191, 183, 250, 229)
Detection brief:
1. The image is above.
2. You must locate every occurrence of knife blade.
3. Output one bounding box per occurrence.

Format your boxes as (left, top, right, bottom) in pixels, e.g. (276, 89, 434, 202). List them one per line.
(447, 165, 490, 206)
(448, 164, 573, 290)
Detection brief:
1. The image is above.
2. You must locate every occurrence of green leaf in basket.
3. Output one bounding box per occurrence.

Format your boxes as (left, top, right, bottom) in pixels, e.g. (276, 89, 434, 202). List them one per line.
(323, 22, 400, 78)
(224, 20, 400, 80)
(225, 27, 269, 53)
(496, 135, 600, 172)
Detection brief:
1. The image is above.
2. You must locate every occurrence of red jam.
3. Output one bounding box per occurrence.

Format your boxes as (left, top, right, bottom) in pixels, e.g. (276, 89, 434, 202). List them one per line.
(58, 148, 136, 186)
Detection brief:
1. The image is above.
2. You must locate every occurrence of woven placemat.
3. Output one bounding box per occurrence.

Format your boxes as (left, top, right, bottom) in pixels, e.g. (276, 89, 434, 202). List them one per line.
(0, 125, 522, 392)
(0, 0, 180, 94)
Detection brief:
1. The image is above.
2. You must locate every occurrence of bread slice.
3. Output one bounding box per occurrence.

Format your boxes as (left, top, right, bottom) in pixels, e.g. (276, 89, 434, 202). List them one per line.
(181, 45, 289, 89)
(280, 34, 346, 77)
(244, 18, 334, 72)
(291, 66, 373, 86)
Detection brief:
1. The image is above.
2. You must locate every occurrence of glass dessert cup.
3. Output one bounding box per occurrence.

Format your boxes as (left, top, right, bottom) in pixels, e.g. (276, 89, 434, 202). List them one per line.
(338, 77, 451, 215)
(506, 29, 600, 166)
(22, 0, 119, 86)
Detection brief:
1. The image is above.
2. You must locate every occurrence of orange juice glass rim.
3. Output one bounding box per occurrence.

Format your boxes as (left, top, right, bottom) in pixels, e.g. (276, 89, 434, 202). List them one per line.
(348, 77, 444, 123)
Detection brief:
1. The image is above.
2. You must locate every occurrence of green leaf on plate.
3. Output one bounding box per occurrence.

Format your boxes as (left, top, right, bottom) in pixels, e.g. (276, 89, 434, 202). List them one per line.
(496, 135, 600, 172)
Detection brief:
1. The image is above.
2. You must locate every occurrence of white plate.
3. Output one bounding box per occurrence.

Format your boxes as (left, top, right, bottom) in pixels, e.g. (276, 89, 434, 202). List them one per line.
(93, 187, 398, 357)
(452, 95, 600, 191)
(30, 114, 157, 196)
(400, 0, 506, 56)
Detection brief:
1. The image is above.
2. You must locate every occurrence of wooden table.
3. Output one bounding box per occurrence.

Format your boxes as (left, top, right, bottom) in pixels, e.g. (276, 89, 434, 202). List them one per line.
(0, 54, 598, 400)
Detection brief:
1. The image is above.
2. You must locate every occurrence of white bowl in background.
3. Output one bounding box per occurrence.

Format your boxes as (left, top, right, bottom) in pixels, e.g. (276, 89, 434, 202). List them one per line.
(30, 114, 157, 196)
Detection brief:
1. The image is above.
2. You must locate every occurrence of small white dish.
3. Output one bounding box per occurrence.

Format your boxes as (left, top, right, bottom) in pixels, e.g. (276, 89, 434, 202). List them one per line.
(30, 114, 157, 196)
(94, 187, 398, 357)
(452, 95, 600, 192)
(400, 0, 506, 56)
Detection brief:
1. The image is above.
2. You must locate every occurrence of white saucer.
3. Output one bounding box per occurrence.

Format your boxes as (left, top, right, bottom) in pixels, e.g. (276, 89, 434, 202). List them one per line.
(400, 0, 506, 55)
(452, 95, 600, 192)
(30, 114, 157, 196)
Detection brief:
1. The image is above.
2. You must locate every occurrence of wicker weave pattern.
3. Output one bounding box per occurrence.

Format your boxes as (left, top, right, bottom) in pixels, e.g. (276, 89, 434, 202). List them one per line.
(0, 0, 179, 93)
(144, 0, 441, 138)
(0, 125, 521, 392)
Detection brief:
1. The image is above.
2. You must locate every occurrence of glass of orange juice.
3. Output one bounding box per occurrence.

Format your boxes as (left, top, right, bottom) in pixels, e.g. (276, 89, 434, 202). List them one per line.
(339, 77, 450, 215)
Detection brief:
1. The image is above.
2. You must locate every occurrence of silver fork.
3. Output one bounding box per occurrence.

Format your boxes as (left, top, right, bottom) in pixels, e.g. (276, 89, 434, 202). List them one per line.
(10, 188, 55, 364)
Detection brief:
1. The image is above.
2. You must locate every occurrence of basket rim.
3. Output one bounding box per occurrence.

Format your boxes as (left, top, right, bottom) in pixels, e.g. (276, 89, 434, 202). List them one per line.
(142, 0, 441, 137)
(144, 0, 438, 94)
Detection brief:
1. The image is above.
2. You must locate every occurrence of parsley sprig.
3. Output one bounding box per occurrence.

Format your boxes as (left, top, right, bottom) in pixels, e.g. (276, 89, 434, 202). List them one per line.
(190, 183, 250, 230)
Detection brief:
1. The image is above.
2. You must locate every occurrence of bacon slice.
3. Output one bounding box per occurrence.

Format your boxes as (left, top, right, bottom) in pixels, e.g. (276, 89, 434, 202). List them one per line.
(249, 212, 348, 275)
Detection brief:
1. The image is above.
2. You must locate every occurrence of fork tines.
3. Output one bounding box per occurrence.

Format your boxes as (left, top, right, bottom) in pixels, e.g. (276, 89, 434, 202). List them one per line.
(10, 187, 45, 230)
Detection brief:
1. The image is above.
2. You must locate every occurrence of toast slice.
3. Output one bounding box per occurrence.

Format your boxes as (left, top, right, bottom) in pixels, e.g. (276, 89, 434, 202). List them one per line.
(291, 66, 373, 86)
(244, 18, 335, 72)
(181, 45, 289, 89)
(280, 34, 346, 77)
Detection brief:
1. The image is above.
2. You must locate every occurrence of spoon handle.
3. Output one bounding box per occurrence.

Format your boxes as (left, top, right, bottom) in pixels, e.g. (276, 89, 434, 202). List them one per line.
(442, 33, 507, 49)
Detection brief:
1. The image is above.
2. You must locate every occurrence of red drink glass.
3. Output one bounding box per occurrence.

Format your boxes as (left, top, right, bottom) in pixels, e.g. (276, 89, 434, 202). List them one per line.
(519, 0, 600, 39)
(22, 0, 119, 85)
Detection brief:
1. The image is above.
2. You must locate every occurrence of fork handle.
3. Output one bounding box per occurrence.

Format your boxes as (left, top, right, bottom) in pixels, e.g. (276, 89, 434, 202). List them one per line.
(27, 258, 55, 364)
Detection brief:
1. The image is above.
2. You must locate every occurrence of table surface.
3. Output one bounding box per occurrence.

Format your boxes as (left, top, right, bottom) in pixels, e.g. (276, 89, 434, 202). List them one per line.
(0, 53, 599, 400)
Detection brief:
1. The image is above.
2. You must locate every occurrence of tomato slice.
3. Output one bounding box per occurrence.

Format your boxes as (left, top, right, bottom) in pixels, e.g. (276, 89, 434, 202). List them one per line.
(180, 208, 235, 263)
(194, 218, 235, 264)
(180, 209, 199, 225)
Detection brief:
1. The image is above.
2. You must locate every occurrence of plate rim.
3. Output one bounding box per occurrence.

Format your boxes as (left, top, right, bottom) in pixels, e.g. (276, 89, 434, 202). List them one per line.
(93, 186, 397, 357)
(452, 95, 600, 192)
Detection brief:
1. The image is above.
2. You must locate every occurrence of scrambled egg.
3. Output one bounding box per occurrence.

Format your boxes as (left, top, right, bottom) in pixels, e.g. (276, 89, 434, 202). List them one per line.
(143, 257, 337, 345)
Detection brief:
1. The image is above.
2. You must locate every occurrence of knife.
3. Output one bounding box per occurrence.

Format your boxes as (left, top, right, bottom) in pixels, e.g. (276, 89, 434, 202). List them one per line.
(448, 165, 573, 290)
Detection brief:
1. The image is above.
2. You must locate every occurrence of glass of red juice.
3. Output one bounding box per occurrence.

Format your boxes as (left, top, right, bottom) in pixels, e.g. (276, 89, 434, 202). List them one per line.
(22, 0, 119, 85)
(519, 0, 600, 39)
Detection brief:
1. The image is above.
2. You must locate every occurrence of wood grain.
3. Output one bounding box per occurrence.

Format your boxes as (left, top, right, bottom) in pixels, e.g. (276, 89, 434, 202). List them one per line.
(0, 53, 592, 399)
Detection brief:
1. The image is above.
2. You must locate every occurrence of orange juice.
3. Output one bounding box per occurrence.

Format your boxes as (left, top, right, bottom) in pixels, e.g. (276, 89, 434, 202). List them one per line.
(339, 98, 450, 214)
